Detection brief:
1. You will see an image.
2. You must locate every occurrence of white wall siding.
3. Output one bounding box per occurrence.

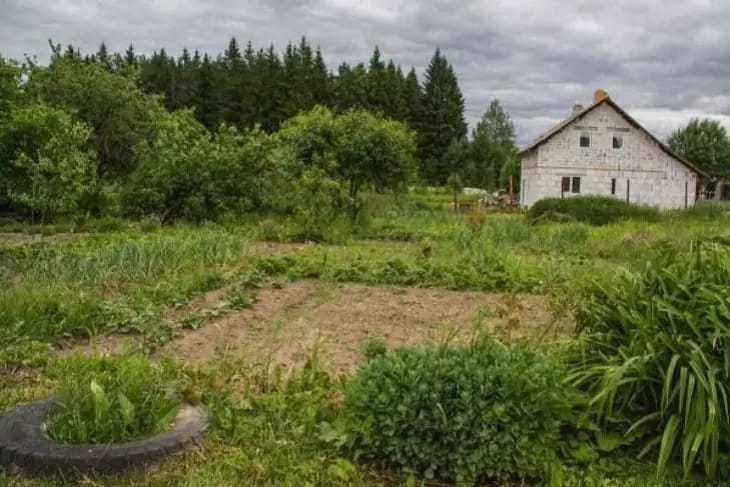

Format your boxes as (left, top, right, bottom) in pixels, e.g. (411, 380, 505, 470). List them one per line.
(520, 103, 698, 209)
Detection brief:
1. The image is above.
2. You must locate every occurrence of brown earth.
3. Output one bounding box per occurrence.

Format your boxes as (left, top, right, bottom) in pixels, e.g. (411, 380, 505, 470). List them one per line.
(255, 285, 553, 375)
(161, 281, 317, 361)
(163, 282, 555, 375)
(0, 232, 81, 247)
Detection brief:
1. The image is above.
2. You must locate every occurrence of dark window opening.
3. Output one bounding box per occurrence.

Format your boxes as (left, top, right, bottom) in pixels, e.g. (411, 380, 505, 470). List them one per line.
(561, 177, 570, 193)
(579, 133, 591, 147)
(571, 177, 581, 193)
(612, 135, 623, 149)
(611, 178, 616, 195)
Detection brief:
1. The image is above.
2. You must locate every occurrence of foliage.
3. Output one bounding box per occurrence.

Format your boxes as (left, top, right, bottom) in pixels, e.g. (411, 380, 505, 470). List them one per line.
(668, 118, 730, 179)
(342, 338, 574, 484)
(468, 99, 520, 191)
(0, 102, 97, 221)
(332, 108, 417, 219)
(416, 48, 467, 184)
(528, 196, 660, 226)
(279, 106, 417, 222)
(27, 54, 157, 180)
(121, 109, 216, 221)
(0, 55, 22, 116)
(46, 353, 180, 444)
(569, 245, 730, 480)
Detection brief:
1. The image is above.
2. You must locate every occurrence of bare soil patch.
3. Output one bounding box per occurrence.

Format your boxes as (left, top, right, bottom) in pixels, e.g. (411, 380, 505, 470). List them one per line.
(0, 232, 81, 247)
(161, 281, 317, 362)
(163, 283, 554, 374)
(258, 285, 553, 375)
(249, 241, 310, 254)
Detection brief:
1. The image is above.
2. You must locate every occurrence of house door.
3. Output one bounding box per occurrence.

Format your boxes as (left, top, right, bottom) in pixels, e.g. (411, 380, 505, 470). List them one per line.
(684, 181, 688, 209)
(626, 179, 630, 203)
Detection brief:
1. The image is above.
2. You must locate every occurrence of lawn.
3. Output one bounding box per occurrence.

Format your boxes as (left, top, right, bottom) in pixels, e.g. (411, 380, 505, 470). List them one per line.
(1, 198, 729, 486)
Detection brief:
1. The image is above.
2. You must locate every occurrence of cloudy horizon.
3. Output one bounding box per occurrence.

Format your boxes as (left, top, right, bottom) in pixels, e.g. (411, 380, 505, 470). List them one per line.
(3, 0, 730, 145)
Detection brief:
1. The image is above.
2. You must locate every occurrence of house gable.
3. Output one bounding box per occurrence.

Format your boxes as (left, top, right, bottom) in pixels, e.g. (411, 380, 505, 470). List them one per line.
(520, 97, 704, 177)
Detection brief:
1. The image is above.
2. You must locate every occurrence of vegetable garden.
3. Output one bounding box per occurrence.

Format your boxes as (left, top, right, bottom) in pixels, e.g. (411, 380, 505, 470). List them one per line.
(2, 195, 730, 485)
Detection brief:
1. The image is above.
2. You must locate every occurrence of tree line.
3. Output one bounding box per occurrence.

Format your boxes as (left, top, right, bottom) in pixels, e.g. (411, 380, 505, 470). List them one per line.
(47, 38, 519, 188)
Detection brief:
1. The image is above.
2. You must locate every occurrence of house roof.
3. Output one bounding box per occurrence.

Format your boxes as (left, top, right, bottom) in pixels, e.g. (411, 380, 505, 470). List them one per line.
(519, 96, 707, 177)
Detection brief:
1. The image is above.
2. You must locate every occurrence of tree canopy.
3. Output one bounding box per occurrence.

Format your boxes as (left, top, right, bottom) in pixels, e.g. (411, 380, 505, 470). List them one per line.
(668, 118, 730, 180)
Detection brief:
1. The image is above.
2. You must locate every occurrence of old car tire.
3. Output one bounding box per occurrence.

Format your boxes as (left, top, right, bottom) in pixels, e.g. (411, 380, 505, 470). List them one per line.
(0, 396, 206, 474)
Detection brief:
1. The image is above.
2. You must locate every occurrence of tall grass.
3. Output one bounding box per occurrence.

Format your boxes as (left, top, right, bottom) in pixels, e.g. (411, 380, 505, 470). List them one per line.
(0, 227, 252, 343)
(569, 244, 730, 479)
(20, 228, 249, 287)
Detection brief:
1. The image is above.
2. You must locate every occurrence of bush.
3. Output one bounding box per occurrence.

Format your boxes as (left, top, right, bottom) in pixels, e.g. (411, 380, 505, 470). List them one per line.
(528, 196, 660, 226)
(0, 102, 97, 222)
(342, 338, 574, 484)
(46, 353, 181, 444)
(569, 245, 730, 479)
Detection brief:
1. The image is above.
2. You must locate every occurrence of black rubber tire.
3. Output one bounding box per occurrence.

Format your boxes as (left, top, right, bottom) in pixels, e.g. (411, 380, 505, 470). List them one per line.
(0, 396, 207, 475)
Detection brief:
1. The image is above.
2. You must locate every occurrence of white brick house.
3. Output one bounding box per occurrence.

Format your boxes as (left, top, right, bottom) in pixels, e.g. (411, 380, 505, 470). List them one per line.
(519, 89, 704, 209)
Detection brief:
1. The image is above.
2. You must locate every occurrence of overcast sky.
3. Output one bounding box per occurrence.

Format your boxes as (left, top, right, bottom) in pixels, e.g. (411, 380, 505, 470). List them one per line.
(3, 0, 730, 145)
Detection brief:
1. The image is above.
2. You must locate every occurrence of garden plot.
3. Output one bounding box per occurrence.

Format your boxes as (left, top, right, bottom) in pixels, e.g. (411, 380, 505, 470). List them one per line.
(163, 282, 554, 374)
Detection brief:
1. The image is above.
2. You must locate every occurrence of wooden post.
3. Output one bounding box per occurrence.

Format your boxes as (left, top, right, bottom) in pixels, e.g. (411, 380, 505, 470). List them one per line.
(509, 176, 514, 206)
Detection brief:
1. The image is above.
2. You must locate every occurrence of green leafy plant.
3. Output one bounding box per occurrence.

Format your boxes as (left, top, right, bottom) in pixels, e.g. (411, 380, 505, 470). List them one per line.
(46, 353, 181, 444)
(569, 244, 730, 480)
(361, 334, 387, 360)
(342, 337, 575, 484)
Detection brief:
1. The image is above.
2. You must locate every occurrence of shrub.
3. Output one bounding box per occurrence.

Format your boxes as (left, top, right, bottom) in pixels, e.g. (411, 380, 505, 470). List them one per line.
(342, 338, 574, 484)
(0, 102, 97, 222)
(120, 109, 218, 222)
(528, 196, 660, 226)
(569, 245, 730, 479)
(46, 353, 181, 444)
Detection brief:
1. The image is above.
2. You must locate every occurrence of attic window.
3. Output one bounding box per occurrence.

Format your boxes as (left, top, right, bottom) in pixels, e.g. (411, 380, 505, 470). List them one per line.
(613, 135, 623, 149)
(579, 133, 591, 148)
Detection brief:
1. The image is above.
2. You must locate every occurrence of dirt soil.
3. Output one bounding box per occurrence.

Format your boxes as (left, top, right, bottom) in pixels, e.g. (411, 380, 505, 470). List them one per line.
(161, 281, 317, 361)
(0, 232, 81, 247)
(164, 283, 554, 375)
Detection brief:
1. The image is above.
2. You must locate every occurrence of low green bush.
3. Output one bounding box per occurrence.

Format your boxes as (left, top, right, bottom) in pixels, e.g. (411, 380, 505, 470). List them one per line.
(570, 244, 730, 480)
(46, 353, 181, 444)
(342, 338, 574, 484)
(528, 196, 660, 226)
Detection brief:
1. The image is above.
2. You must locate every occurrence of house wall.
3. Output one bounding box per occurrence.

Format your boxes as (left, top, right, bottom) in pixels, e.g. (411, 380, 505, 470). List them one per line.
(520, 103, 698, 209)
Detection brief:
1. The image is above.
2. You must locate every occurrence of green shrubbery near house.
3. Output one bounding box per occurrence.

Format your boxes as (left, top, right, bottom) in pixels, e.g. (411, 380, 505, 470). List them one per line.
(528, 196, 661, 226)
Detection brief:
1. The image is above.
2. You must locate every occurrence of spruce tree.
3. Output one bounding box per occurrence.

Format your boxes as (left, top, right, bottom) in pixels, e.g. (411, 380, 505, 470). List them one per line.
(124, 44, 136, 66)
(470, 99, 518, 190)
(366, 46, 387, 113)
(417, 48, 467, 184)
(403, 67, 422, 129)
(312, 47, 330, 107)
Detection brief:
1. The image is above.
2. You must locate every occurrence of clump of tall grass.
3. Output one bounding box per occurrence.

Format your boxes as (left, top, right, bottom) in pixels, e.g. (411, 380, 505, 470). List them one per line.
(46, 353, 181, 444)
(569, 244, 730, 479)
(20, 227, 250, 287)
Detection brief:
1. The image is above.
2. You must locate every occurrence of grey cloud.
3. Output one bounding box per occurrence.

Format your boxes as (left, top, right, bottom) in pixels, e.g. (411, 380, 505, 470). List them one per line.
(2, 0, 729, 145)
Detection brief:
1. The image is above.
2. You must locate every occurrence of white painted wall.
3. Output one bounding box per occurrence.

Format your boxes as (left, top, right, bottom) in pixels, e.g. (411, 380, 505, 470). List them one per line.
(520, 103, 698, 209)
